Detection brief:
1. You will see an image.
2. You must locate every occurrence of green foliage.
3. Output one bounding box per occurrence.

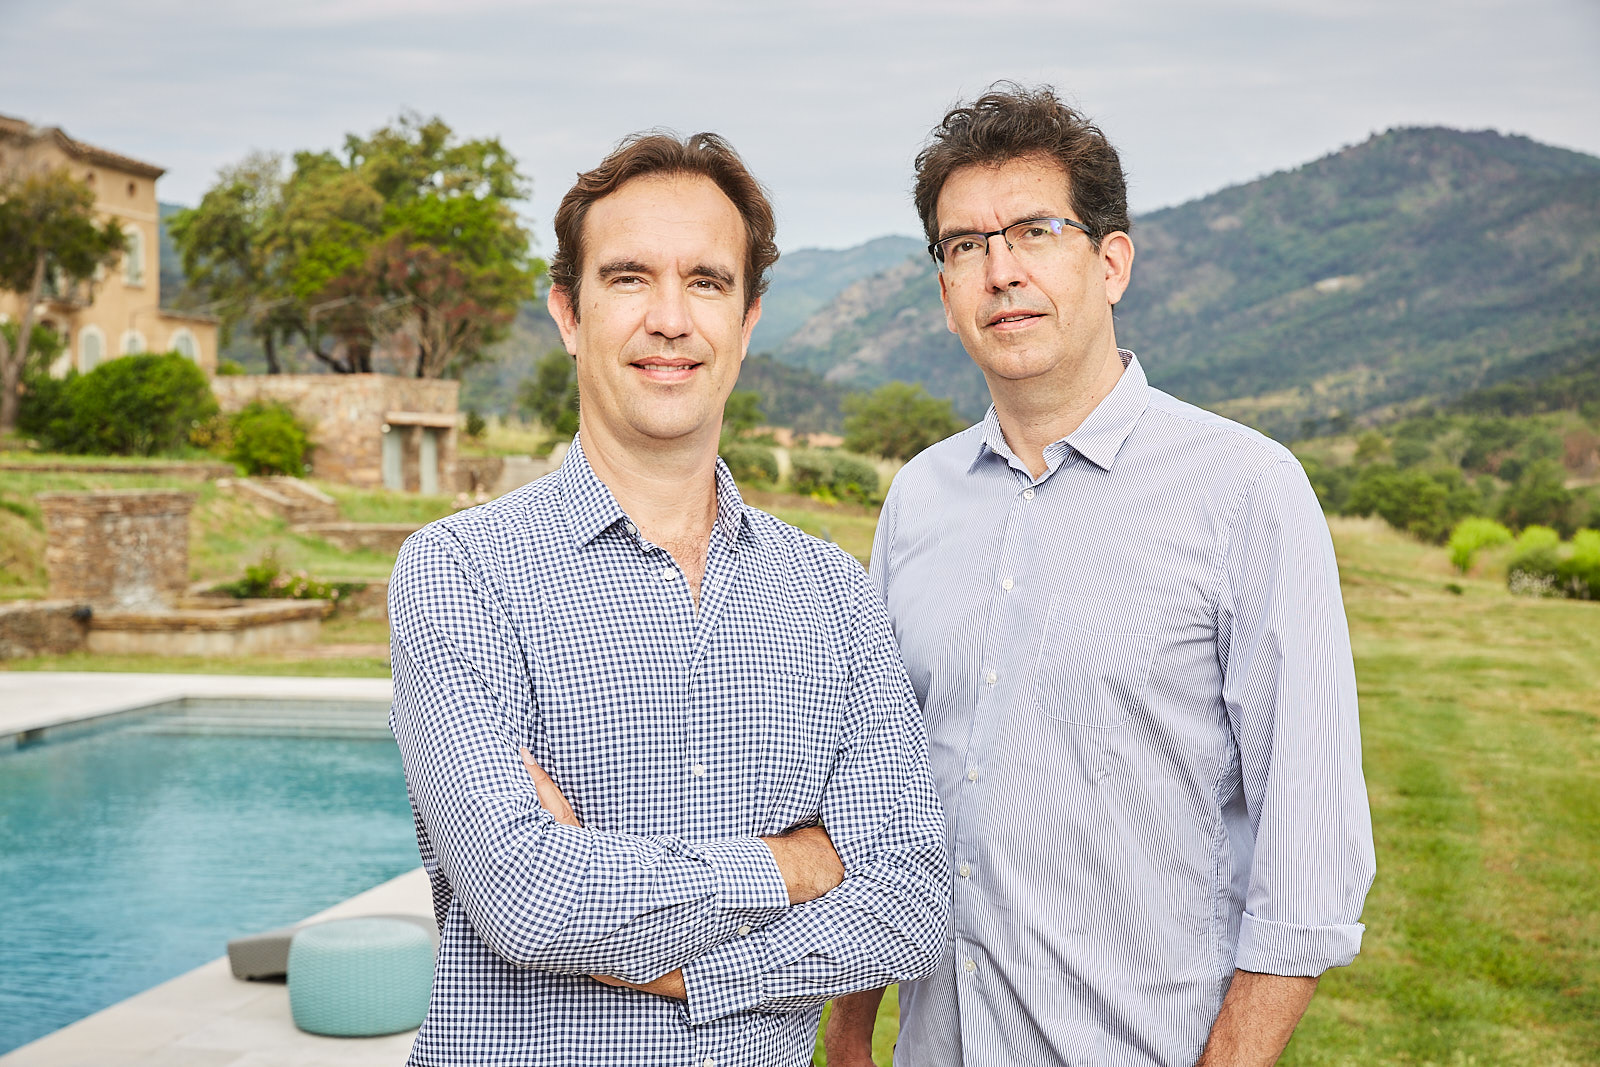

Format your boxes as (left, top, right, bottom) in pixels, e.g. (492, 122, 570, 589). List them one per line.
(212, 550, 361, 603)
(842, 381, 966, 461)
(1353, 430, 1390, 465)
(0, 167, 127, 429)
(1447, 517, 1513, 573)
(1505, 524, 1600, 600)
(788, 449, 880, 504)
(27, 352, 218, 456)
(463, 408, 487, 439)
(173, 115, 542, 378)
(721, 390, 765, 442)
(1498, 460, 1577, 535)
(518, 350, 578, 436)
(215, 359, 246, 376)
(720, 442, 779, 485)
(1346, 465, 1483, 544)
(226, 401, 309, 475)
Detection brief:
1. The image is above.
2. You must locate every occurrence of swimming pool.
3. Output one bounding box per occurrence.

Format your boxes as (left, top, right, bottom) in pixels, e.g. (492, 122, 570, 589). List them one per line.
(0, 699, 421, 1055)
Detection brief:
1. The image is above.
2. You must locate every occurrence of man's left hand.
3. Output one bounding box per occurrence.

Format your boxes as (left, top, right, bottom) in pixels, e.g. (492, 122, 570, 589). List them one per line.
(519, 748, 687, 1001)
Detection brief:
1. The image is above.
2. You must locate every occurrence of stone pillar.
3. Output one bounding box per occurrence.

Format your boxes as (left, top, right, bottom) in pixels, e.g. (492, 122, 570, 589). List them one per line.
(36, 490, 196, 610)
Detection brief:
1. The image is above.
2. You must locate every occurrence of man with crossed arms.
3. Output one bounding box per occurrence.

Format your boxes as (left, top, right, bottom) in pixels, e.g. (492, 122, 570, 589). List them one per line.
(389, 131, 948, 1067)
(827, 85, 1376, 1066)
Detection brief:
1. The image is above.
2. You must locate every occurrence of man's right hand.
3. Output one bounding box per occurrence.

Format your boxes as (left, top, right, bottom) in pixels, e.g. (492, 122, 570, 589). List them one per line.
(760, 825, 845, 905)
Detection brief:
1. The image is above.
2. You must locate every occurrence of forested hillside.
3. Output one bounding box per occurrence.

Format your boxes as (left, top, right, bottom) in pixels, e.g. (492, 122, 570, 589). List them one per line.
(773, 127, 1600, 432)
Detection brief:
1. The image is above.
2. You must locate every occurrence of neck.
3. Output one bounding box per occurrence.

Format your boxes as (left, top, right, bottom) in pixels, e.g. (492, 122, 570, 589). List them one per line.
(986, 340, 1125, 479)
(579, 420, 720, 547)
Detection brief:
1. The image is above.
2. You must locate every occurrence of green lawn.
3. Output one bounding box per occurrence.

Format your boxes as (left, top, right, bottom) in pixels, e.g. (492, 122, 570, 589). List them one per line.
(5, 464, 1598, 1062)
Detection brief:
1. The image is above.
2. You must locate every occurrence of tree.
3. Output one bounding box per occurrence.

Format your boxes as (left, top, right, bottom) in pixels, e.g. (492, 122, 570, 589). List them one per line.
(168, 152, 297, 374)
(842, 381, 967, 461)
(0, 168, 125, 433)
(519, 349, 578, 435)
(176, 113, 543, 378)
(721, 390, 764, 442)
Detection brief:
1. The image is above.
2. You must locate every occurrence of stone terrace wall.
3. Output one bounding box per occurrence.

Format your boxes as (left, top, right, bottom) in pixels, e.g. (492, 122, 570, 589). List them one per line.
(0, 601, 90, 659)
(212, 375, 458, 489)
(37, 490, 195, 610)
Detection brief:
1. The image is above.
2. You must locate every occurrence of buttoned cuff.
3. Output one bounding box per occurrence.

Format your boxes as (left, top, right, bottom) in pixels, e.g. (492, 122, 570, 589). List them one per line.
(696, 836, 790, 915)
(1234, 910, 1365, 976)
(680, 925, 767, 1025)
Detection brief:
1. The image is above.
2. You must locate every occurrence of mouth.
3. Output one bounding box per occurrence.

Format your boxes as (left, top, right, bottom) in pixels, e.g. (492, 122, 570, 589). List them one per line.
(631, 356, 703, 382)
(985, 311, 1045, 330)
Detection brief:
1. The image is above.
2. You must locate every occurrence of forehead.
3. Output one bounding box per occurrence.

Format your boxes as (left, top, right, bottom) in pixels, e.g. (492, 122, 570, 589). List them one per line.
(935, 155, 1073, 232)
(581, 174, 746, 269)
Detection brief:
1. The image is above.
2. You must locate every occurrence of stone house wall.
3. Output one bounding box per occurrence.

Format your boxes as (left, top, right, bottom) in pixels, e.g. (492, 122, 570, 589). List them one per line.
(212, 374, 458, 491)
(36, 490, 195, 609)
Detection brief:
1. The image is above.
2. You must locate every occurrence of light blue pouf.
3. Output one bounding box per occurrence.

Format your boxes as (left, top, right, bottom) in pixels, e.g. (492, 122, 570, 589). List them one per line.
(287, 917, 434, 1037)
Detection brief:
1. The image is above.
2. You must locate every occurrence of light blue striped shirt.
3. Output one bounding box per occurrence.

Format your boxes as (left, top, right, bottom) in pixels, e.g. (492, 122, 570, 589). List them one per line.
(872, 352, 1375, 1066)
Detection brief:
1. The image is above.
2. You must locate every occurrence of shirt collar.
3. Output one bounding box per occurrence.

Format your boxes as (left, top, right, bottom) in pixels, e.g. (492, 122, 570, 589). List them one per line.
(559, 434, 749, 549)
(971, 349, 1150, 476)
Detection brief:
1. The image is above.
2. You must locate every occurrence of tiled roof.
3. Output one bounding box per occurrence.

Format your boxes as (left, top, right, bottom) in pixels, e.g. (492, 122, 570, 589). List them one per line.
(0, 112, 165, 179)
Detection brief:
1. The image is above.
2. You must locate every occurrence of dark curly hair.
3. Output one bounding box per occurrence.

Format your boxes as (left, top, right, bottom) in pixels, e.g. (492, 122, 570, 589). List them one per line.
(913, 83, 1130, 253)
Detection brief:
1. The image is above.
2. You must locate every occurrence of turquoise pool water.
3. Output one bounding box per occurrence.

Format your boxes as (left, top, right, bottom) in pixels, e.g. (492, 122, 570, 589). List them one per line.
(0, 704, 420, 1054)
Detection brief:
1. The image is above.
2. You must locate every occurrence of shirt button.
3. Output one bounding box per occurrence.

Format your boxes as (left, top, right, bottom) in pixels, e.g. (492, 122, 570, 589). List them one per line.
(958, 862, 971, 878)
(738, 924, 752, 937)
(703, 1058, 716, 1067)
(691, 763, 706, 777)
(963, 959, 976, 973)
(1001, 577, 1014, 591)
(967, 768, 979, 782)
(1022, 488, 1035, 500)
(984, 669, 997, 686)
(624, 521, 637, 536)
(660, 566, 677, 581)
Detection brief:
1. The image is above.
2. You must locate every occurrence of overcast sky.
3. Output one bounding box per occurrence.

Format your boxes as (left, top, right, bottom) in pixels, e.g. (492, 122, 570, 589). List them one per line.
(4, 0, 1597, 254)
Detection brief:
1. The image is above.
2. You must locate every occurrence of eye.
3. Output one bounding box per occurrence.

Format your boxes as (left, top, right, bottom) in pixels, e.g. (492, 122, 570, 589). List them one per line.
(690, 277, 725, 292)
(947, 237, 984, 257)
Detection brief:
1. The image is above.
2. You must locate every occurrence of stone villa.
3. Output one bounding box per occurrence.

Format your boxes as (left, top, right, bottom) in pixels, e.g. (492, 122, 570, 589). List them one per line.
(0, 112, 218, 374)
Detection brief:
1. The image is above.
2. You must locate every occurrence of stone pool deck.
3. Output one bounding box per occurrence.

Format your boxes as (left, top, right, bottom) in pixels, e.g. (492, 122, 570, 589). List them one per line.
(0, 672, 428, 1066)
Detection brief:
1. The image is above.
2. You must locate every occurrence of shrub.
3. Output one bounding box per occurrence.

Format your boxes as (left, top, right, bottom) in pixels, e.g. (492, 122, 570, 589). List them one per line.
(1559, 529, 1600, 600)
(215, 359, 246, 376)
(227, 401, 309, 476)
(1498, 460, 1576, 535)
(1347, 465, 1475, 544)
(1506, 525, 1561, 598)
(789, 449, 834, 497)
(464, 408, 487, 439)
(212, 551, 361, 604)
(1447, 517, 1513, 573)
(27, 351, 217, 455)
(721, 442, 779, 485)
(828, 454, 880, 504)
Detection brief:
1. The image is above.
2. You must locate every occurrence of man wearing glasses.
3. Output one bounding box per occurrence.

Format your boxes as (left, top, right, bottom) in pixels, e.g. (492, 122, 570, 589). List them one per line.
(826, 85, 1375, 1066)
(389, 131, 948, 1066)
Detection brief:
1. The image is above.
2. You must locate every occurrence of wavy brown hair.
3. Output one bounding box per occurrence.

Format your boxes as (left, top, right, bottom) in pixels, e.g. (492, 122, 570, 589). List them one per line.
(913, 83, 1130, 252)
(550, 131, 778, 318)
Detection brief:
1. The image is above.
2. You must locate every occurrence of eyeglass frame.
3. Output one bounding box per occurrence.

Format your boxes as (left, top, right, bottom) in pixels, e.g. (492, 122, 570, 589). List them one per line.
(928, 216, 1094, 271)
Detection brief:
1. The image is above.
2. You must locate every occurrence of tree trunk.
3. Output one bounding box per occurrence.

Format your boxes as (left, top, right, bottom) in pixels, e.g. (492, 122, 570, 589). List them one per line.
(262, 331, 281, 375)
(0, 254, 49, 434)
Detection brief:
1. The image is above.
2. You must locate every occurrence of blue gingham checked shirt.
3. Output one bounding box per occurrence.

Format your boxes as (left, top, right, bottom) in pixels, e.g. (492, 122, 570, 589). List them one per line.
(876, 353, 1375, 1066)
(388, 437, 948, 1067)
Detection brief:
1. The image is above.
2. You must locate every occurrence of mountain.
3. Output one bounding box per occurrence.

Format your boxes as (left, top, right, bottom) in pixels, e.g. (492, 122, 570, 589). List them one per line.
(772, 128, 1600, 434)
(750, 235, 923, 353)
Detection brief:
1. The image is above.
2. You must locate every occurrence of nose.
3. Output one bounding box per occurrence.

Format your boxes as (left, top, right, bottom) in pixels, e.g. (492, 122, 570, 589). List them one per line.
(644, 281, 693, 341)
(982, 234, 1028, 291)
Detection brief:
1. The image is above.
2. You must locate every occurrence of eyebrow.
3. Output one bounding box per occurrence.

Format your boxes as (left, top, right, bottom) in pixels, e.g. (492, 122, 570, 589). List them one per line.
(595, 260, 737, 288)
(935, 210, 1062, 244)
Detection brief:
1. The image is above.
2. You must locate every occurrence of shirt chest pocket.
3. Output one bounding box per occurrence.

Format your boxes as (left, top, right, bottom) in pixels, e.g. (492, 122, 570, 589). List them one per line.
(1032, 593, 1158, 729)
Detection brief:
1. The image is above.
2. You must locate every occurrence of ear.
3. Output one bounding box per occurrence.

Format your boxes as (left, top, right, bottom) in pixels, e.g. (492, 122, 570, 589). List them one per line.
(938, 270, 958, 335)
(547, 285, 580, 355)
(739, 295, 762, 364)
(1100, 232, 1134, 306)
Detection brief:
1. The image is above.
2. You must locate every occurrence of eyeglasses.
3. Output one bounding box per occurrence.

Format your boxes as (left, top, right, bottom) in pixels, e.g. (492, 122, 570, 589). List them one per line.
(929, 216, 1093, 276)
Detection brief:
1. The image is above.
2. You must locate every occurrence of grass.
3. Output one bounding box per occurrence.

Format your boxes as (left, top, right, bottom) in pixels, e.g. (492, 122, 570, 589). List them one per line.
(6, 460, 1598, 1062)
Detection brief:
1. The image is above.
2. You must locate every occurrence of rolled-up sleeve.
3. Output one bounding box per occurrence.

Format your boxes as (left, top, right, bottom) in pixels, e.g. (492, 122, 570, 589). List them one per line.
(1217, 458, 1376, 975)
(389, 528, 789, 982)
(679, 574, 951, 1024)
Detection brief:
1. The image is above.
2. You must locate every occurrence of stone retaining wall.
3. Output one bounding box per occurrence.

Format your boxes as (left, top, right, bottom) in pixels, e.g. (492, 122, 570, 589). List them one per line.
(37, 490, 196, 610)
(0, 600, 90, 659)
